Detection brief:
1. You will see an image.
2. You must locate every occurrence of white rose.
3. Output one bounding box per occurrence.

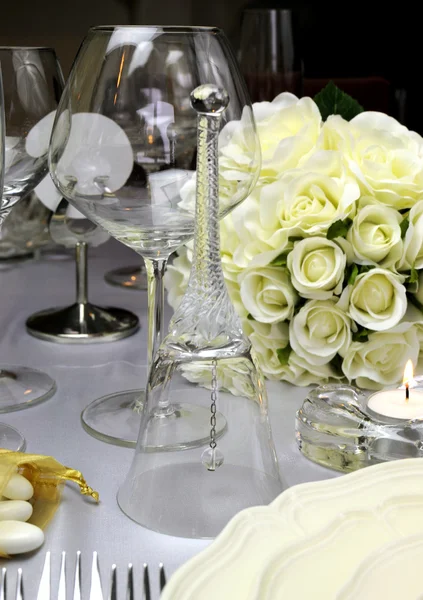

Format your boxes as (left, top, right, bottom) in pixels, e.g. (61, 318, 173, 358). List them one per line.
(341, 268, 407, 331)
(226, 279, 249, 320)
(286, 351, 343, 386)
(287, 237, 346, 299)
(398, 199, 423, 270)
(347, 112, 423, 209)
(342, 328, 420, 389)
(239, 266, 298, 324)
(164, 246, 192, 310)
(252, 93, 322, 184)
(260, 168, 360, 238)
(289, 299, 352, 365)
(318, 115, 356, 155)
(218, 105, 261, 210)
(228, 190, 290, 269)
(346, 198, 403, 268)
(243, 319, 290, 380)
(180, 360, 256, 399)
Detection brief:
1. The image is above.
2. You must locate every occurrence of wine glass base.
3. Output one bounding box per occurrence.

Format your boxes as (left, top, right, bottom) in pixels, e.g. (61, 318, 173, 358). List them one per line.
(26, 303, 139, 344)
(0, 366, 56, 413)
(0, 423, 26, 451)
(81, 389, 227, 449)
(104, 266, 147, 291)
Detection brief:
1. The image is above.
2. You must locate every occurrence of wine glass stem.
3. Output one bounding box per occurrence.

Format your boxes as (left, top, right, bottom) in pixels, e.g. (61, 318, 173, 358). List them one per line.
(144, 257, 167, 371)
(76, 241, 88, 305)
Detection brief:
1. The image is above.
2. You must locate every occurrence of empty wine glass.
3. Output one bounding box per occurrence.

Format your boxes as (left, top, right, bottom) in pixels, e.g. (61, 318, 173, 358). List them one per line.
(0, 47, 64, 412)
(238, 6, 304, 102)
(0, 65, 26, 448)
(49, 26, 260, 448)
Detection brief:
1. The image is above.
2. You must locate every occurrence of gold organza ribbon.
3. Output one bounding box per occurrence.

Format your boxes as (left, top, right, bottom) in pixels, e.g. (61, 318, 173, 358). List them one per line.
(0, 450, 99, 558)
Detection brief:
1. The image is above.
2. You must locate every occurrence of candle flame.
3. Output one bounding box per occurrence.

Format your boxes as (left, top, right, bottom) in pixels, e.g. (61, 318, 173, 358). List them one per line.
(403, 360, 414, 386)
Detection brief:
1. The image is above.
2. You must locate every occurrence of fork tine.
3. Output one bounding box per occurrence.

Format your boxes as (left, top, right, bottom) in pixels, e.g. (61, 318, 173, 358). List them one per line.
(143, 564, 151, 600)
(36, 551, 50, 600)
(73, 551, 82, 600)
(58, 552, 66, 600)
(15, 568, 24, 600)
(90, 551, 104, 600)
(126, 564, 134, 600)
(159, 564, 166, 593)
(109, 564, 117, 600)
(0, 567, 6, 600)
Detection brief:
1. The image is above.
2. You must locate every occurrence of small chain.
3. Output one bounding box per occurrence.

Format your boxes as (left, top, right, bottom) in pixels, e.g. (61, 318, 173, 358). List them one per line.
(209, 360, 218, 449)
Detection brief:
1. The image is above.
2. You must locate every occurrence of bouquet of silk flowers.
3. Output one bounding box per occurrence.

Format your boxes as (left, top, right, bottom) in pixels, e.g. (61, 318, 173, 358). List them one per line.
(165, 84, 423, 390)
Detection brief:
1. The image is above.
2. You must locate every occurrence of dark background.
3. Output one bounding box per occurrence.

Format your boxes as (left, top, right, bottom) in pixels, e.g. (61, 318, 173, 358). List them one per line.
(1, 0, 421, 131)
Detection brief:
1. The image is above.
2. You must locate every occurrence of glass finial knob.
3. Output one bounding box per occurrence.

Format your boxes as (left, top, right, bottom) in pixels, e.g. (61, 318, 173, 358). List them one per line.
(190, 84, 229, 114)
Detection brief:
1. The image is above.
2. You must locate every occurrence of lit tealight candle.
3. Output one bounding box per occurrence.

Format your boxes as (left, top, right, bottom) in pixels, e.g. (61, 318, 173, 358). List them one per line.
(367, 360, 423, 420)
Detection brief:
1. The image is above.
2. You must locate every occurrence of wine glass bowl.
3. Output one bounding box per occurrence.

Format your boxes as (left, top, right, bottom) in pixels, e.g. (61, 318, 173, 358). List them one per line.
(0, 47, 64, 413)
(1, 47, 64, 221)
(49, 27, 259, 254)
(49, 26, 261, 447)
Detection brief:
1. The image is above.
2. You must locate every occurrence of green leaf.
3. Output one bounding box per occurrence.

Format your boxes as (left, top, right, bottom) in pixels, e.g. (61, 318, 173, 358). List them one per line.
(400, 216, 410, 239)
(352, 327, 370, 343)
(358, 264, 375, 275)
(409, 267, 419, 284)
(247, 313, 255, 321)
(270, 253, 288, 267)
(276, 345, 291, 366)
(327, 217, 353, 240)
(288, 236, 303, 243)
(330, 353, 343, 374)
(314, 81, 364, 121)
(348, 263, 359, 285)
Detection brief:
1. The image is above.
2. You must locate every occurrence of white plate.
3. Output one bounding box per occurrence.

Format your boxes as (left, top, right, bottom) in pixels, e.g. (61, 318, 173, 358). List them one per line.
(162, 458, 423, 600)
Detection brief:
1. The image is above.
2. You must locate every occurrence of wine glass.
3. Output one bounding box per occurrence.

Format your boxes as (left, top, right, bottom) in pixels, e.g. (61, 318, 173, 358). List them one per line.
(0, 47, 64, 412)
(0, 65, 26, 449)
(49, 26, 260, 448)
(238, 6, 304, 102)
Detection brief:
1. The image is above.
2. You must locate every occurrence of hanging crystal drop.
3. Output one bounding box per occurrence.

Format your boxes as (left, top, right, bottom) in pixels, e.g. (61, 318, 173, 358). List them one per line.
(201, 447, 224, 471)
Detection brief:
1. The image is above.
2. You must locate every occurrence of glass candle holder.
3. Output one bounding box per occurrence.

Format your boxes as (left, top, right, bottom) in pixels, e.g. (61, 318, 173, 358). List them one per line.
(296, 383, 423, 473)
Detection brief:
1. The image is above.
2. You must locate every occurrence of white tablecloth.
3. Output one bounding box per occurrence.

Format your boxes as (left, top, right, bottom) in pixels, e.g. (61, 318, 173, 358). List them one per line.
(0, 239, 338, 597)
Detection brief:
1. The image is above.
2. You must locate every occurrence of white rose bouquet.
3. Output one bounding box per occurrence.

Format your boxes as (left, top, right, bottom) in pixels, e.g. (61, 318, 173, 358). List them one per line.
(165, 83, 423, 390)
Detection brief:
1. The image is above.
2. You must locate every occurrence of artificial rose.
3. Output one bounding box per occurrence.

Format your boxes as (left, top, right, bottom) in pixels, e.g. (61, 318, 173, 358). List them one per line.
(243, 319, 290, 380)
(228, 190, 290, 270)
(286, 351, 343, 386)
(253, 93, 321, 183)
(341, 268, 407, 331)
(398, 199, 423, 270)
(260, 168, 360, 238)
(289, 299, 352, 365)
(347, 112, 423, 209)
(342, 327, 420, 389)
(164, 246, 193, 311)
(239, 266, 298, 324)
(346, 198, 403, 268)
(287, 237, 346, 299)
(180, 359, 257, 399)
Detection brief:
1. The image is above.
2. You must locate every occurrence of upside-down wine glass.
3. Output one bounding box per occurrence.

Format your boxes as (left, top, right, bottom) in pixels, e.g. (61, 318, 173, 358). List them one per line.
(0, 47, 64, 413)
(49, 25, 261, 448)
(118, 84, 282, 538)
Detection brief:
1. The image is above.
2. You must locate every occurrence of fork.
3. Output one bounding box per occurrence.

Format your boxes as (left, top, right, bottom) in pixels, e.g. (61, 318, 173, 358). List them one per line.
(107, 559, 167, 600)
(36, 551, 167, 599)
(1, 567, 25, 600)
